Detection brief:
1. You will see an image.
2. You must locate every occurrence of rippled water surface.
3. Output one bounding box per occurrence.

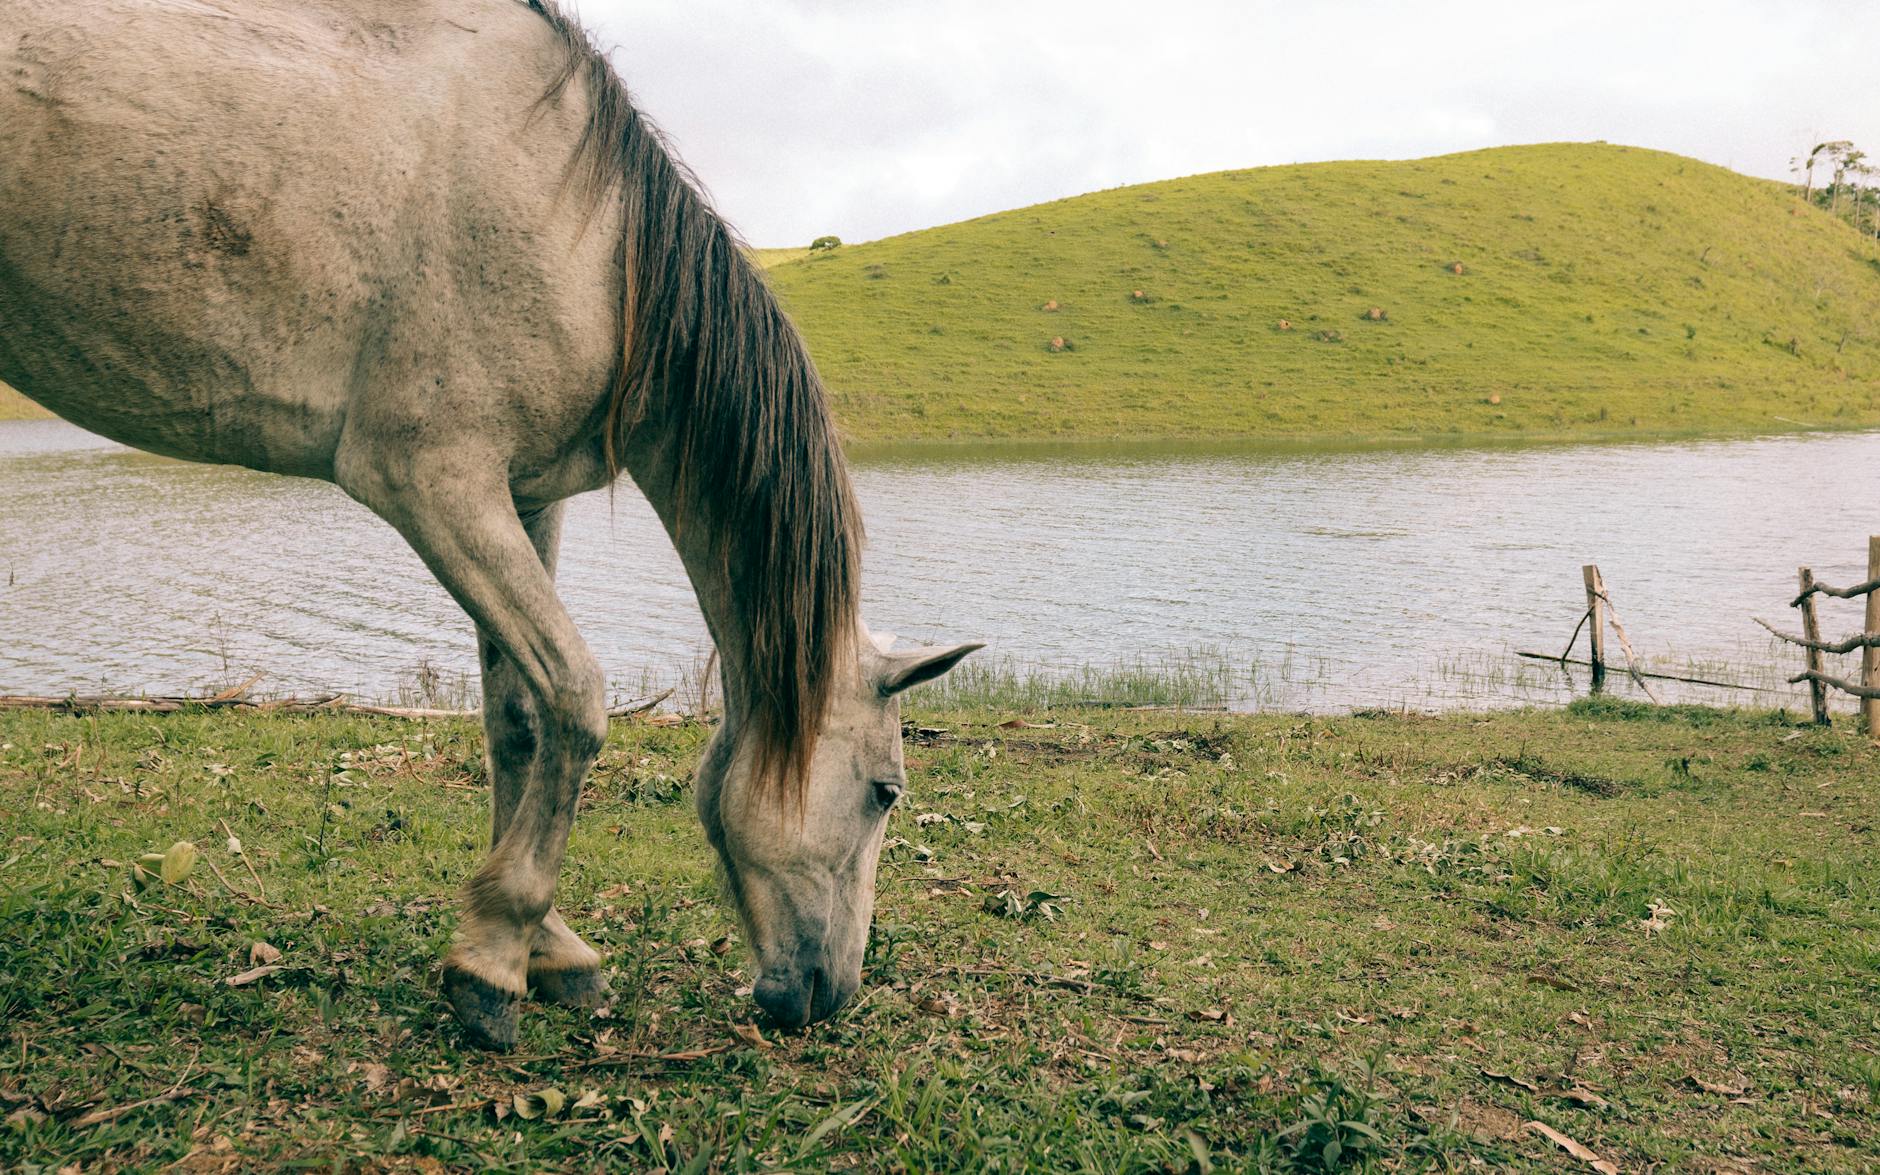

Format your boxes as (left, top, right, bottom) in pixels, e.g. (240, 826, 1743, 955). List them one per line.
(2, 420, 1875, 711)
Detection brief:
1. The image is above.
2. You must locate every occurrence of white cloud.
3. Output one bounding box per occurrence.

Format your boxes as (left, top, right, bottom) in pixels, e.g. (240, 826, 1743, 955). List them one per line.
(568, 0, 1880, 245)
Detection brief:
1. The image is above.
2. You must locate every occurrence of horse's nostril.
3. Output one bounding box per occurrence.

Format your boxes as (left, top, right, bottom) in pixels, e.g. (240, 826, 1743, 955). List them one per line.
(752, 973, 812, 1029)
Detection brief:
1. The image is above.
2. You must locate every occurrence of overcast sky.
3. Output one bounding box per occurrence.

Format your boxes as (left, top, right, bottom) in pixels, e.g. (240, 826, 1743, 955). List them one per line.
(573, 0, 1880, 247)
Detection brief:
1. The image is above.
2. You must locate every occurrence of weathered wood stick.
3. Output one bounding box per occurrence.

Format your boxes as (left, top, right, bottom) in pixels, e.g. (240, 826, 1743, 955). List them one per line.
(1557, 607, 1593, 664)
(1753, 615, 1880, 655)
(1789, 575, 1880, 607)
(1796, 568, 1830, 725)
(1599, 597, 1662, 705)
(1789, 668, 1880, 701)
(1864, 537, 1880, 731)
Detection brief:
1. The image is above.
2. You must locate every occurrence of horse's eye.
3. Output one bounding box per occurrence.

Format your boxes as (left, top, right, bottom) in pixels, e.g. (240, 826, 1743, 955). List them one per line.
(873, 779, 904, 810)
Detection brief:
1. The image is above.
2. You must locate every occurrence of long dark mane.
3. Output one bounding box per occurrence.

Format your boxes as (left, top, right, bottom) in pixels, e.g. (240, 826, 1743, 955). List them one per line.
(525, 1, 862, 802)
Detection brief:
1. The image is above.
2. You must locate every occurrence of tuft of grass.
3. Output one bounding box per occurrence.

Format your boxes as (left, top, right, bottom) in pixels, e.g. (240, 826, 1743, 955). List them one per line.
(1, 702, 1876, 1170)
(764, 142, 1880, 445)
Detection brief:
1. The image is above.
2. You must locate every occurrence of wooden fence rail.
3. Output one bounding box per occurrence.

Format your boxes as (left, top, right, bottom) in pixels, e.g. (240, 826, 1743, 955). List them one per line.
(1756, 535, 1880, 727)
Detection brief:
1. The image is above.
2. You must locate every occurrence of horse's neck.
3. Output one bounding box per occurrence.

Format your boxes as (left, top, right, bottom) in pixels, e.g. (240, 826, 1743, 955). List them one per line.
(619, 420, 752, 696)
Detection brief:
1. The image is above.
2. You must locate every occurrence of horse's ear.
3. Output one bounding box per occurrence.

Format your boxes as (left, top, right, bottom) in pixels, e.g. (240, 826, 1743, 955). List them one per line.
(878, 642, 984, 697)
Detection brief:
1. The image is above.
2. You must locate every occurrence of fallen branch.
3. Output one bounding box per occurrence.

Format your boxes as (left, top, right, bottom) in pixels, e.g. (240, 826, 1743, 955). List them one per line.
(1753, 616, 1880, 655)
(220, 817, 268, 900)
(202, 855, 276, 909)
(1788, 668, 1880, 700)
(609, 687, 675, 718)
(1791, 575, 1880, 607)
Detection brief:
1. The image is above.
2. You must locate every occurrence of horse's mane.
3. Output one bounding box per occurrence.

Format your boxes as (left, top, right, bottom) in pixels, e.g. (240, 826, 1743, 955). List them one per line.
(523, 0, 862, 803)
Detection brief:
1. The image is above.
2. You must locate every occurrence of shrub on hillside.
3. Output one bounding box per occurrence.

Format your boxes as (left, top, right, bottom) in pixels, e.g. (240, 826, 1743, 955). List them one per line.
(809, 235, 841, 251)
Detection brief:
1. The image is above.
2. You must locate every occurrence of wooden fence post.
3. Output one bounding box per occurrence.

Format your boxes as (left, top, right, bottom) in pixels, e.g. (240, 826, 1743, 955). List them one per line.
(1864, 537, 1880, 732)
(1582, 565, 1607, 687)
(1798, 567, 1830, 725)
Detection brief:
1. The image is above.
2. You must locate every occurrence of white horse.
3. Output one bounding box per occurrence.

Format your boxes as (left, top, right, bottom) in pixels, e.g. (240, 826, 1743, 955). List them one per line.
(0, 0, 979, 1049)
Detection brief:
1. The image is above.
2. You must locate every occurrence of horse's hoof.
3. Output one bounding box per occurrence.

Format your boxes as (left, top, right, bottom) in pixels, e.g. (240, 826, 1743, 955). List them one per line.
(530, 965, 611, 1008)
(443, 965, 520, 1051)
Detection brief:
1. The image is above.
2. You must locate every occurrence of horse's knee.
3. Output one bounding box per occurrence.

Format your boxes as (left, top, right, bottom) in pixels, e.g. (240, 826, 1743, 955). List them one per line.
(487, 693, 539, 767)
(547, 658, 607, 762)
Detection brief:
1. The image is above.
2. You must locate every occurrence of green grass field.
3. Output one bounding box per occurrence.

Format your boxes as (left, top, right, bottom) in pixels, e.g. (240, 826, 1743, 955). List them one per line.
(3, 698, 1876, 1170)
(766, 143, 1880, 444)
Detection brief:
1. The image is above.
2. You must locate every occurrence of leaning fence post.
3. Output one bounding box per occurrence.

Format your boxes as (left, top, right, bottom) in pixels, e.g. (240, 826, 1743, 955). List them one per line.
(1798, 567, 1830, 725)
(1864, 537, 1880, 732)
(1582, 565, 1607, 687)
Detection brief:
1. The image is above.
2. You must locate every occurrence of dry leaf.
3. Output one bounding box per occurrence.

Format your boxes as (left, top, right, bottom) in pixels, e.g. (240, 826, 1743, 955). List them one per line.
(729, 1021, 774, 1050)
(249, 941, 282, 966)
(353, 1062, 392, 1094)
(512, 1088, 566, 1120)
(1556, 1086, 1610, 1110)
(1525, 1120, 1618, 1174)
(1527, 972, 1582, 993)
(226, 963, 285, 987)
(1264, 859, 1297, 874)
(916, 994, 960, 1018)
(1687, 1075, 1750, 1096)
(160, 840, 199, 884)
(1640, 899, 1676, 936)
(1482, 1069, 1541, 1094)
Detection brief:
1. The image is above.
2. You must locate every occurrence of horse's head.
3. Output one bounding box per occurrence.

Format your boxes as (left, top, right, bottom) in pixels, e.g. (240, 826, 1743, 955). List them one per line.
(696, 628, 981, 1028)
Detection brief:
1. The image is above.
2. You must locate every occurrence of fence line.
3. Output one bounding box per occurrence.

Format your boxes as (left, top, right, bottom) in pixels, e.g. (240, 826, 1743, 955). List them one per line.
(1757, 535, 1880, 727)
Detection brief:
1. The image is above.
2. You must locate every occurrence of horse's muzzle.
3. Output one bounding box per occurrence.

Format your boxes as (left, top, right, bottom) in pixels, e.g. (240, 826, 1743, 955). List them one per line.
(753, 960, 855, 1029)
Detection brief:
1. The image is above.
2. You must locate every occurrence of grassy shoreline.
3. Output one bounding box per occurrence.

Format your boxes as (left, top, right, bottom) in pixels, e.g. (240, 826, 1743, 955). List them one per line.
(3, 700, 1875, 1170)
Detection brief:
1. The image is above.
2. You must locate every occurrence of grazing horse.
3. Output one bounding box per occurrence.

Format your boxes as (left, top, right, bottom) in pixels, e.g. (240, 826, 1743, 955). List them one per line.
(0, 0, 980, 1049)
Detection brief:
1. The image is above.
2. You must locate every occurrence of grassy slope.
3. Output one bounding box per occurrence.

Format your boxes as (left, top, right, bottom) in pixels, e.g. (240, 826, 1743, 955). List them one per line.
(767, 143, 1880, 443)
(3, 700, 1876, 1170)
(0, 382, 43, 421)
(11, 145, 1879, 445)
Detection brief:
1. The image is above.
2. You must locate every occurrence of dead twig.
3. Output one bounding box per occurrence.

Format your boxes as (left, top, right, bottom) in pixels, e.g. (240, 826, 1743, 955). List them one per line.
(1791, 575, 1880, 606)
(219, 817, 268, 901)
(201, 854, 276, 909)
(1754, 616, 1880, 655)
(1788, 668, 1880, 700)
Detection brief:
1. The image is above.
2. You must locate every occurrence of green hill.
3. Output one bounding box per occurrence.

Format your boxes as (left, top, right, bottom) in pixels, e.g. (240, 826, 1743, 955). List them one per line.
(9, 144, 1880, 445)
(767, 143, 1880, 444)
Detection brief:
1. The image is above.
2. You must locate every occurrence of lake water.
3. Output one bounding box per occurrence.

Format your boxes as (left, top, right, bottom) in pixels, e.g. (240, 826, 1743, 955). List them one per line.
(1, 419, 1875, 712)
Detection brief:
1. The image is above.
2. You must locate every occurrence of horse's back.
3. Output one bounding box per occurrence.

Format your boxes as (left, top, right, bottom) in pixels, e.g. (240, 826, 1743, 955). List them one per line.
(0, 0, 617, 487)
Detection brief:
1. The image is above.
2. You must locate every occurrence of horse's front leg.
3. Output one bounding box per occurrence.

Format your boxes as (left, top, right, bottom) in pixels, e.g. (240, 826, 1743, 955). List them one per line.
(343, 451, 607, 1051)
(476, 504, 609, 1009)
